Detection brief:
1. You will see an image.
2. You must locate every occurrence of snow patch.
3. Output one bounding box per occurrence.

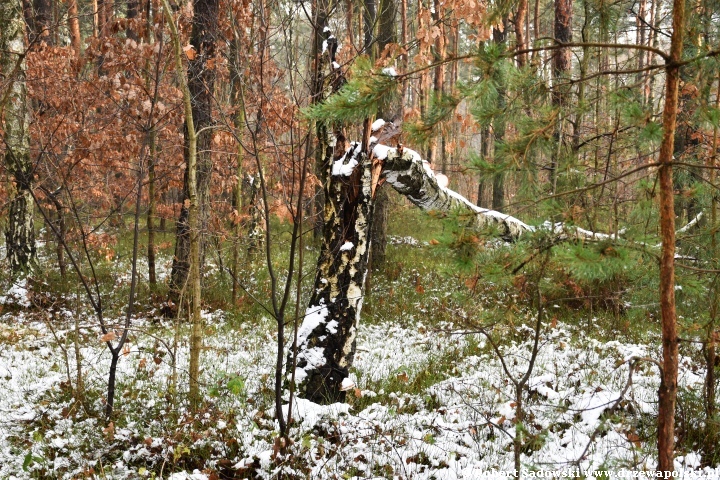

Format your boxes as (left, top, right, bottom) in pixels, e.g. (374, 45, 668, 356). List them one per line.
(332, 152, 358, 176)
(382, 67, 398, 76)
(297, 301, 328, 347)
(1, 277, 31, 307)
(294, 347, 327, 383)
(282, 398, 349, 430)
(371, 118, 386, 132)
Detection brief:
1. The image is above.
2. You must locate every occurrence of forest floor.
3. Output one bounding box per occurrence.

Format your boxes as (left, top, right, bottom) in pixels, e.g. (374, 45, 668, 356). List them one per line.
(1, 203, 718, 479)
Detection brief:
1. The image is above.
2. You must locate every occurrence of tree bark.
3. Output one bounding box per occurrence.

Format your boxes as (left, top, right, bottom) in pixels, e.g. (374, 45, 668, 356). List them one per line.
(229, 20, 247, 300)
(2, 0, 37, 276)
(162, 0, 203, 409)
(491, 23, 507, 211)
(292, 134, 375, 403)
(312, 0, 330, 239)
(363, 0, 376, 56)
(515, 0, 528, 67)
(126, 0, 139, 41)
(658, 0, 685, 471)
(147, 130, 157, 286)
(26, 0, 53, 44)
(369, 0, 397, 270)
(656, 0, 685, 468)
(169, 0, 219, 295)
(68, 0, 81, 56)
(550, 0, 572, 193)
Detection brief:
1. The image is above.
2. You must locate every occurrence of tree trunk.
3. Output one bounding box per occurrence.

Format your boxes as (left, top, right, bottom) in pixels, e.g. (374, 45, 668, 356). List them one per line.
(377, 0, 396, 58)
(126, 0, 139, 41)
(68, 0, 81, 56)
(29, 0, 53, 44)
(229, 24, 246, 302)
(147, 130, 157, 286)
(704, 74, 720, 465)
(312, 0, 330, 240)
(363, 0, 376, 56)
(491, 23, 507, 211)
(292, 134, 376, 403)
(169, 0, 219, 295)
(162, 0, 203, 409)
(515, 0, 528, 67)
(369, 0, 397, 271)
(550, 0, 572, 193)
(426, 0, 445, 167)
(2, 0, 37, 276)
(656, 0, 685, 468)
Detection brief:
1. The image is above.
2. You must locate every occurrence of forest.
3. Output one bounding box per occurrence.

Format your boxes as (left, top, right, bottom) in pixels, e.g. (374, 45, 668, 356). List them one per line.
(1, 0, 720, 476)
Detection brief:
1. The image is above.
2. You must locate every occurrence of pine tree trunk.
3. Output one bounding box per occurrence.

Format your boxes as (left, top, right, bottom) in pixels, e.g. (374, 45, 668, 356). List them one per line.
(515, 0, 528, 67)
(704, 74, 720, 465)
(2, 0, 36, 276)
(68, 0, 81, 56)
(491, 23, 507, 211)
(550, 0, 572, 193)
(656, 0, 685, 468)
(170, 0, 219, 295)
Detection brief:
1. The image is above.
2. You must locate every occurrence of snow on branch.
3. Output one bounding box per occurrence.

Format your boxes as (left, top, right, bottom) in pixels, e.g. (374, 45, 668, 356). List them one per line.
(372, 142, 621, 242)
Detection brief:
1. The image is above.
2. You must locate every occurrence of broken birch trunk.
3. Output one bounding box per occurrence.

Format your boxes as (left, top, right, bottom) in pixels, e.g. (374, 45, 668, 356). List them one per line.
(292, 122, 632, 403)
(290, 135, 374, 403)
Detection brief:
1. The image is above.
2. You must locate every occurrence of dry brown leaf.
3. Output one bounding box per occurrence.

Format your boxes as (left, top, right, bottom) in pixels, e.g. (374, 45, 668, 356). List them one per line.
(183, 44, 196, 60)
(100, 331, 116, 342)
(103, 422, 115, 440)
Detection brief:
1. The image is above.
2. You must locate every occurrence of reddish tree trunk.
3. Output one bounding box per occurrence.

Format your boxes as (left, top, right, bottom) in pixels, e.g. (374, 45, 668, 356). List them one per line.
(516, 0, 528, 67)
(656, 0, 685, 469)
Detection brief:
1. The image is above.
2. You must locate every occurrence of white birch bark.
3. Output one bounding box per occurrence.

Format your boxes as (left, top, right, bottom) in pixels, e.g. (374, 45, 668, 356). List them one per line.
(1, 0, 36, 274)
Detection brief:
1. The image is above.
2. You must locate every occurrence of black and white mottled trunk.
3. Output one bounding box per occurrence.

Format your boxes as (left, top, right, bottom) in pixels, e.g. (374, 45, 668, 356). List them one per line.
(292, 136, 375, 403)
(2, 0, 36, 275)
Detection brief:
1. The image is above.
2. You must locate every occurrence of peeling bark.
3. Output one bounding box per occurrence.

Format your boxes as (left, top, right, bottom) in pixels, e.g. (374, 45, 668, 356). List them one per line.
(2, 0, 37, 275)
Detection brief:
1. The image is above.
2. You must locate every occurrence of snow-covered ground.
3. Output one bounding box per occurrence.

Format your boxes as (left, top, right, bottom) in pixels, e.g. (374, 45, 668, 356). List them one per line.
(2, 302, 719, 479)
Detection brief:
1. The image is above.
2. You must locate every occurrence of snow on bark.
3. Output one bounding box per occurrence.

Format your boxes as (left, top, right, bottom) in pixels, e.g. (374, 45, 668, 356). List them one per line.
(1, 0, 36, 274)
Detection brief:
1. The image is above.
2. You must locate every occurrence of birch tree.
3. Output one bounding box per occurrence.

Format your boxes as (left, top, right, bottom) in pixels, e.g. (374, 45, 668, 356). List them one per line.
(1, 0, 37, 275)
